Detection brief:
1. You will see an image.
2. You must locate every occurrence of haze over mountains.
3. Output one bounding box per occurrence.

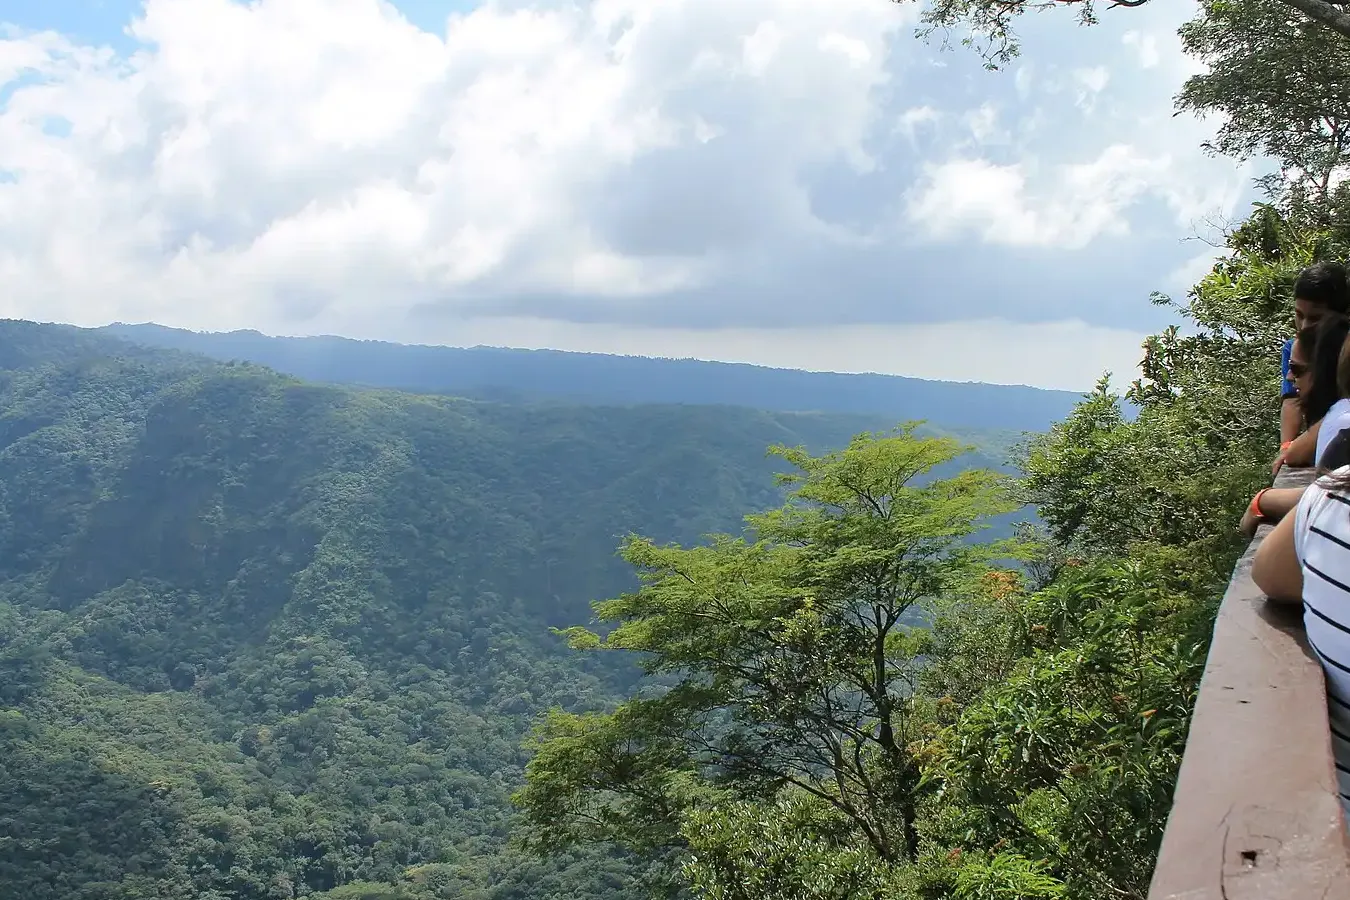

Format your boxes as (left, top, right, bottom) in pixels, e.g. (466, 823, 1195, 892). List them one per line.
(99, 323, 1084, 434)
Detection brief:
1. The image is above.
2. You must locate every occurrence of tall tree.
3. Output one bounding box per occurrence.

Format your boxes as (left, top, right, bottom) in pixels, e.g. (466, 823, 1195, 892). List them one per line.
(513, 428, 1016, 893)
(1178, 0, 1350, 198)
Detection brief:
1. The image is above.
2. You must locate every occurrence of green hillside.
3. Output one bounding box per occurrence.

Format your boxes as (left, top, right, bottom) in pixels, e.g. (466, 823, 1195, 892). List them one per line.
(0, 322, 1008, 900)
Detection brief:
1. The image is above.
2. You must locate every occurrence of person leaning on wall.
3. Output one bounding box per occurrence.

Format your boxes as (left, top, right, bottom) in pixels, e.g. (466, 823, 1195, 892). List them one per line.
(1293, 315, 1350, 464)
(1244, 314, 1350, 537)
(1276, 261, 1350, 475)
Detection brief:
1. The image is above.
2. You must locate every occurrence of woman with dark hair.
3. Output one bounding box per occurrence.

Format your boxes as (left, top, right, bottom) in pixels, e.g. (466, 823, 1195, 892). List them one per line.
(1302, 320, 1347, 426)
(1283, 316, 1350, 468)
(1252, 466, 1350, 823)
(1242, 317, 1350, 536)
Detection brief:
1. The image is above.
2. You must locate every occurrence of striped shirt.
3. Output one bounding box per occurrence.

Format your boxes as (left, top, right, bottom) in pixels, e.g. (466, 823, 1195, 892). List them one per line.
(1292, 472, 1350, 821)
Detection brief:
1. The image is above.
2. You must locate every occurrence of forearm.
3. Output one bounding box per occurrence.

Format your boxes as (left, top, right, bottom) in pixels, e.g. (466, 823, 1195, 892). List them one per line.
(1241, 484, 1312, 537)
(1255, 487, 1307, 522)
(1285, 417, 1321, 467)
(1281, 396, 1302, 444)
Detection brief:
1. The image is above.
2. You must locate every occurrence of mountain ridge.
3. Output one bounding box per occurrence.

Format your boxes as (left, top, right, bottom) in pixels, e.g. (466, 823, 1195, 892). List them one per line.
(96, 322, 1082, 433)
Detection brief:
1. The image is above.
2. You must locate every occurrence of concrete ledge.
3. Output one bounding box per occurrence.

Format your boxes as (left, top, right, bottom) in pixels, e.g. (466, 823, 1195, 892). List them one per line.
(1148, 468, 1350, 899)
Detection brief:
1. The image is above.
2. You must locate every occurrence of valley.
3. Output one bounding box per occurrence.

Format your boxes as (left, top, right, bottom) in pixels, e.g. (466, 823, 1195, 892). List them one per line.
(0, 321, 1022, 900)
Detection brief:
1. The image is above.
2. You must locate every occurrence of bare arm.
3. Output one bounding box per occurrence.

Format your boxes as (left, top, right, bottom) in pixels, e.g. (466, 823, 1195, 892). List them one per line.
(1252, 512, 1303, 604)
(1272, 407, 1314, 475)
(1281, 396, 1302, 445)
(1239, 486, 1309, 538)
(1284, 417, 1321, 469)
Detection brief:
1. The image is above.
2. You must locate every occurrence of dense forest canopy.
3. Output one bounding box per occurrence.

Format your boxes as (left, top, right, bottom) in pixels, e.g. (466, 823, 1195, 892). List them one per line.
(0, 322, 1014, 900)
(2, 209, 1343, 899)
(1, 181, 1323, 899)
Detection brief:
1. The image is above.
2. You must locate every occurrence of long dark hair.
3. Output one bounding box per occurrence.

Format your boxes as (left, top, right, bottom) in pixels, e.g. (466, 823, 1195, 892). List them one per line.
(1298, 315, 1350, 426)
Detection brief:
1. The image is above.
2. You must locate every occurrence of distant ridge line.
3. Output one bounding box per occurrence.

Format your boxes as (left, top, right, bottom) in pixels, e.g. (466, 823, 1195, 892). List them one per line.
(102, 322, 1069, 391)
(97, 322, 1082, 432)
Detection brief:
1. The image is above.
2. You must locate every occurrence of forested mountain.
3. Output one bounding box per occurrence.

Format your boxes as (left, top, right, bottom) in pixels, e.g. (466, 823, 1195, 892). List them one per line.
(97, 323, 1080, 433)
(0, 320, 1010, 900)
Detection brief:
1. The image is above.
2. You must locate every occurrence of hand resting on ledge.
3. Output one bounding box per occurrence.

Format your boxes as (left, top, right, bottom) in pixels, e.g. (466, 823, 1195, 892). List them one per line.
(1240, 486, 1310, 539)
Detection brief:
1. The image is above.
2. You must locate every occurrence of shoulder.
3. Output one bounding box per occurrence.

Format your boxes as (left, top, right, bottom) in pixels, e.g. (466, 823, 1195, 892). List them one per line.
(1301, 471, 1350, 528)
(1296, 472, 1350, 553)
(1319, 402, 1350, 458)
(1307, 470, 1349, 502)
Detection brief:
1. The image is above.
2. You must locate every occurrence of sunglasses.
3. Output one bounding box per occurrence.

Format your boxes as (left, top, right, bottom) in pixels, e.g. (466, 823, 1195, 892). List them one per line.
(1290, 362, 1310, 378)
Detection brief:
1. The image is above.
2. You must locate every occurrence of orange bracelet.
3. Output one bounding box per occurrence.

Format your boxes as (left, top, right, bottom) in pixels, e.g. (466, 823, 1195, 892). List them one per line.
(1250, 488, 1270, 519)
(1281, 441, 1294, 452)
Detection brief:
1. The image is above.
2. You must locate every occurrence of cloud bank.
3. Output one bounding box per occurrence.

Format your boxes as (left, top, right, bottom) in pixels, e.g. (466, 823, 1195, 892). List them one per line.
(0, 0, 1249, 389)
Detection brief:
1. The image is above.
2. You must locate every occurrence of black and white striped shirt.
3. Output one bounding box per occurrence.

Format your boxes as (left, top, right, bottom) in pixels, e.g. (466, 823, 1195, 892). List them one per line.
(1293, 474, 1350, 820)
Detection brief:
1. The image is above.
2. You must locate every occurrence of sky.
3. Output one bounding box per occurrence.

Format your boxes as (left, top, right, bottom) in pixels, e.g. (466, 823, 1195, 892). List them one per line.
(0, 0, 1257, 390)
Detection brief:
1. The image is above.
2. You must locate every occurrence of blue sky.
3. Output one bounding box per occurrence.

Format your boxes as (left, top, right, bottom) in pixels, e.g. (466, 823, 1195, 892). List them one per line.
(0, 0, 476, 44)
(0, 0, 1255, 389)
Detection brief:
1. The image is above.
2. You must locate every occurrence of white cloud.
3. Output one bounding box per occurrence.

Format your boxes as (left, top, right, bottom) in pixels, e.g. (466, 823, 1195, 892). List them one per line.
(0, 0, 906, 325)
(963, 103, 1006, 145)
(0, 0, 1253, 389)
(901, 7, 1251, 255)
(896, 105, 942, 142)
(1122, 30, 1162, 69)
(1072, 65, 1110, 111)
(906, 145, 1181, 249)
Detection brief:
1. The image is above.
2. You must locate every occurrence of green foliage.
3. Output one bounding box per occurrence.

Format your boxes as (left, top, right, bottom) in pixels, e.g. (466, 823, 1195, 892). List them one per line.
(919, 197, 1340, 899)
(4, 193, 1327, 899)
(514, 190, 1343, 900)
(1017, 198, 1343, 573)
(1179, 0, 1350, 192)
(516, 428, 1016, 889)
(681, 794, 896, 900)
(0, 323, 1022, 900)
(310, 884, 422, 900)
(919, 557, 1216, 898)
(950, 853, 1065, 900)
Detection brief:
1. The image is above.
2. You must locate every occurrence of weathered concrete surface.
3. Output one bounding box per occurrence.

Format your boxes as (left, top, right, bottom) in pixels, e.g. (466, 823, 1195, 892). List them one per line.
(1149, 468, 1350, 900)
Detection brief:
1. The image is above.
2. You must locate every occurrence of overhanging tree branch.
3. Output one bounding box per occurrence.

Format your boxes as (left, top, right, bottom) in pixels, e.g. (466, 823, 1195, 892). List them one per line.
(1280, 0, 1350, 38)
